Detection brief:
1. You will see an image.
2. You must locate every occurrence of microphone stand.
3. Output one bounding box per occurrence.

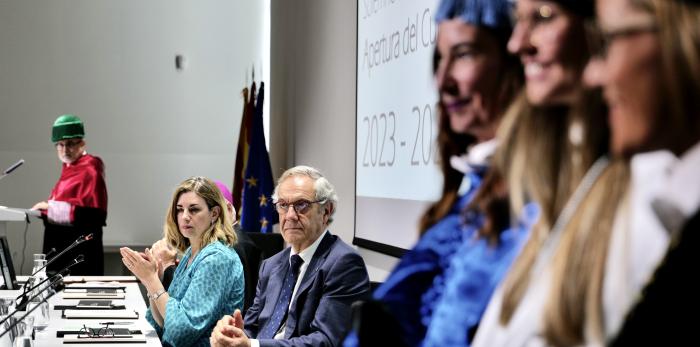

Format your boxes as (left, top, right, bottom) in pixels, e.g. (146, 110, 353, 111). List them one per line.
(18, 234, 92, 296)
(14, 255, 83, 312)
(34, 234, 92, 276)
(14, 266, 73, 312)
(0, 278, 64, 339)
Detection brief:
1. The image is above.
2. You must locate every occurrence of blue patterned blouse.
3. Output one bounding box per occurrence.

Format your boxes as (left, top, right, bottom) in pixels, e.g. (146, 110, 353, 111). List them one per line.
(146, 240, 244, 347)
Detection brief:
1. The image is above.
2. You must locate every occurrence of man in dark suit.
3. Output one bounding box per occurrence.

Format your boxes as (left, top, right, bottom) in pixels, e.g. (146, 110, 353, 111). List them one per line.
(210, 165, 370, 347)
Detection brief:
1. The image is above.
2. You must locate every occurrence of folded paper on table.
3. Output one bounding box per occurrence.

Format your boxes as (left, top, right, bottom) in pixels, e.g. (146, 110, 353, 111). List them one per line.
(54, 304, 126, 310)
(57, 328, 139, 337)
(63, 309, 139, 319)
(65, 287, 125, 293)
(64, 276, 137, 283)
(66, 281, 127, 289)
(62, 333, 147, 343)
(62, 292, 125, 300)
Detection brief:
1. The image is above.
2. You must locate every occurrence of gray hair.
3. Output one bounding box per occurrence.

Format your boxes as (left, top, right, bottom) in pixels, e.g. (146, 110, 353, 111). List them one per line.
(272, 165, 338, 224)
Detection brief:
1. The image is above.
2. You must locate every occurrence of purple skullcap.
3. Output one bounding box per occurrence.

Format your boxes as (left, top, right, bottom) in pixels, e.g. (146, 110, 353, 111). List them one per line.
(214, 180, 233, 205)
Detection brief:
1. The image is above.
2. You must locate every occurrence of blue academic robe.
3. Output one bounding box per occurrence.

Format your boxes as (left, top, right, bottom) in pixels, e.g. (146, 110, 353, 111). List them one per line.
(373, 171, 537, 347)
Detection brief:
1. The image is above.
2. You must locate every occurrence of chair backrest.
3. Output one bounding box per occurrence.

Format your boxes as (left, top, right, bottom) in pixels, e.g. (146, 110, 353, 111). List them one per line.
(246, 232, 284, 260)
(350, 299, 408, 347)
(237, 231, 284, 312)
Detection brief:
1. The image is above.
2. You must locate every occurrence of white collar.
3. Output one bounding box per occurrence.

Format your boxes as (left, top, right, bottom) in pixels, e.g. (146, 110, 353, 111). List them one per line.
(450, 139, 498, 174)
(291, 230, 328, 265)
(651, 141, 700, 233)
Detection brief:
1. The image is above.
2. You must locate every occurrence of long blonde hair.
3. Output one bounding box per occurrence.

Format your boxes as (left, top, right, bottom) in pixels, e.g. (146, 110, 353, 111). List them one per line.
(485, 0, 700, 343)
(642, 0, 700, 155)
(497, 86, 613, 334)
(543, 160, 629, 345)
(492, 11, 637, 344)
(538, 0, 700, 343)
(164, 176, 237, 252)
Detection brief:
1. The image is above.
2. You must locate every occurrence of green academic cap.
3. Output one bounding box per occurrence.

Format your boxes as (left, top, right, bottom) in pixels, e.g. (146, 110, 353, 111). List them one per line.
(51, 114, 85, 143)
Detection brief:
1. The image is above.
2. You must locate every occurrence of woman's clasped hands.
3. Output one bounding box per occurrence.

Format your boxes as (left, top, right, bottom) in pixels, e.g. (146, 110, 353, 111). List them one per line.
(120, 246, 159, 282)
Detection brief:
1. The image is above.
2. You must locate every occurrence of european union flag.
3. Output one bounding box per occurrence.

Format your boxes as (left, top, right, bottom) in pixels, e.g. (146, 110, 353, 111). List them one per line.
(240, 82, 277, 233)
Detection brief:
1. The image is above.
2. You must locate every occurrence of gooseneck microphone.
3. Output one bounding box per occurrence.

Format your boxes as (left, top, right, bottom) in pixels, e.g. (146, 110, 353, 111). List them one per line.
(0, 272, 68, 326)
(31, 233, 93, 277)
(14, 234, 91, 304)
(0, 276, 65, 339)
(0, 257, 78, 337)
(0, 159, 24, 181)
(15, 255, 84, 310)
(44, 247, 57, 260)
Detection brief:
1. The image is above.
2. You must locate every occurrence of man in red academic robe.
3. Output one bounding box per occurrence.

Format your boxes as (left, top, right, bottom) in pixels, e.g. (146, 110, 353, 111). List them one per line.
(32, 114, 108, 275)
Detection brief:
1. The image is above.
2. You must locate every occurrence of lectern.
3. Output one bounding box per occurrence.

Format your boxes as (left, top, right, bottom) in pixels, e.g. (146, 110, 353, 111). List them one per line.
(0, 206, 30, 235)
(0, 206, 39, 234)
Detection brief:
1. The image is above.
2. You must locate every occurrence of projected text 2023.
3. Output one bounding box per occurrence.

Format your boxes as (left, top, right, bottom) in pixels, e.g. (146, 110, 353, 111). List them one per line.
(360, 103, 438, 168)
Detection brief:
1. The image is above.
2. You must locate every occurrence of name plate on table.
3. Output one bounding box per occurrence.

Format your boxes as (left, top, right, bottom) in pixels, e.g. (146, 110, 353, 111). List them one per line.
(63, 309, 139, 320)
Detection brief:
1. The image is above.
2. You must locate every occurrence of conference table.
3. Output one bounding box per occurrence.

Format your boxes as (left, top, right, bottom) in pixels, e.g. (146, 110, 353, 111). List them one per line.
(1, 276, 161, 346)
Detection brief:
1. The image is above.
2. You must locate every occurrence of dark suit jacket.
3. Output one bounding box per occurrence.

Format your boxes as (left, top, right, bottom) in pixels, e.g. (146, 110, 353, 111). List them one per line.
(244, 232, 370, 347)
(610, 209, 699, 346)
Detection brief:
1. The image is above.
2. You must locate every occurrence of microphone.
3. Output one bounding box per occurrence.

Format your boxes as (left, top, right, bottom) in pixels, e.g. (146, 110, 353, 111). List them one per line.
(17, 234, 90, 295)
(18, 256, 83, 302)
(0, 276, 65, 339)
(1, 273, 66, 326)
(2, 159, 23, 175)
(32, 233, 92, 277)
(14, 256, 82, 311)
(44, 247, 57, 260)
(0, 159, 24, 181)
(12, 272, 67, 313)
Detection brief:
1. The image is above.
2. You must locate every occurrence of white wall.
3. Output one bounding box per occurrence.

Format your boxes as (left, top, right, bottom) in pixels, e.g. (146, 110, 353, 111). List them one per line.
(0, 0, 267, 273)
(0, 0, 400, 281)
(270, 0, 399, 281)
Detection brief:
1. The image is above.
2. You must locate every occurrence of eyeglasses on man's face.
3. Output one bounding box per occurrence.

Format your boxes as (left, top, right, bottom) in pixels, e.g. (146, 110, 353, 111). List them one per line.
(54, 139, 82, 149)
(273, 199, 324, 215)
